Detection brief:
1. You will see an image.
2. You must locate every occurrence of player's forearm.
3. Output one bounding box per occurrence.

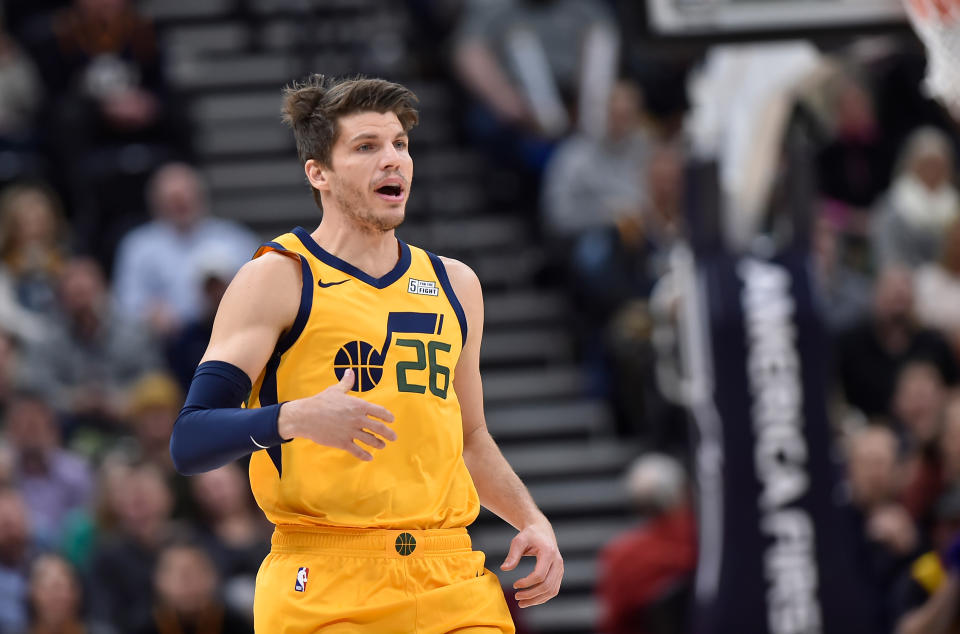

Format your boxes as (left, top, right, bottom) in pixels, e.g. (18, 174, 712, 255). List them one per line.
(462, 427, 548, 530)
(170, 361, 285, 475)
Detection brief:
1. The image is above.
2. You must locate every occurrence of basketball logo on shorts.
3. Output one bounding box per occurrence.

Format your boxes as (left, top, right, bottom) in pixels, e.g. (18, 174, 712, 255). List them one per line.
(395, 532, 416, 556)
(334, 341, 384, 392)
(295, 567, 309, 592)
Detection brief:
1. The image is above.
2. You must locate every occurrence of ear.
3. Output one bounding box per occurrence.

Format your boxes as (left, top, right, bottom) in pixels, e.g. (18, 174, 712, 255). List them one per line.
(305, 159, 330, 193)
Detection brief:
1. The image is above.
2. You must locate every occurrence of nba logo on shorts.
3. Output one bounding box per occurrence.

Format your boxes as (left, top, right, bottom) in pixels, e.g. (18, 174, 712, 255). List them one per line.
(295, 567, 309, 592)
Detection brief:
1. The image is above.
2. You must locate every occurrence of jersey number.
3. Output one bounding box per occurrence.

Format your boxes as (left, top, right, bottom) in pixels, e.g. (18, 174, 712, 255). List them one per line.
(395, 339, 451, 398)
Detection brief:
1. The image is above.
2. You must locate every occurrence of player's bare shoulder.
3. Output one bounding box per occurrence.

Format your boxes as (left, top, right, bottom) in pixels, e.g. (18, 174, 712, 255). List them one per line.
(438, 256, 483, 329)
(220, 250, 302, 328)
(438, 256, 481, 296)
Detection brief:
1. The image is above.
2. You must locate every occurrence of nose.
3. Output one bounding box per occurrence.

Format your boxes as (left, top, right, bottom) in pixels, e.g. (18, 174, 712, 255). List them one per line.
(379, 143, 402, 170)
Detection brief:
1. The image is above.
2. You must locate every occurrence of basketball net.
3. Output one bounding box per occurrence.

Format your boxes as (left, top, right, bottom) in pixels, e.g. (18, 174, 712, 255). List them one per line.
(905, 0, 960, 117)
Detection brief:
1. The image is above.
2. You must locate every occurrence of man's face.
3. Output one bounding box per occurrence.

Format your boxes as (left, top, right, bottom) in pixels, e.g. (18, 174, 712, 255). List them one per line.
(847, 428, 899, 508)
(873, 268, 914, 325)
(314, 111, 413, 234)
(7, 399, 58, 455)
(58, 259, 105, 317)
(894, 364, 945, 446)
(151, 165, 205, 231)
(154, 547, 216, 615)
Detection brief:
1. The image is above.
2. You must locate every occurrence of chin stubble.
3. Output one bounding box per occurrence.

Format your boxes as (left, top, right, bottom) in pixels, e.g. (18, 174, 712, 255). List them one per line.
(334, 181, 404, 234)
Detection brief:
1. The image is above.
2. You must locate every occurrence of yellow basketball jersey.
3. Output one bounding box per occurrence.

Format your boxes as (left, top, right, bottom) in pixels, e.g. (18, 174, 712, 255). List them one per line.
(246, 227, 480, 530)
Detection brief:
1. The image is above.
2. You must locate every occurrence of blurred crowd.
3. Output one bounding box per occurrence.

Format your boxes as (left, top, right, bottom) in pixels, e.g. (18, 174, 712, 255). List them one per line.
(448, 1, 960, 633)
(0, 0, 266, 631)
(0, 0, 958, 632)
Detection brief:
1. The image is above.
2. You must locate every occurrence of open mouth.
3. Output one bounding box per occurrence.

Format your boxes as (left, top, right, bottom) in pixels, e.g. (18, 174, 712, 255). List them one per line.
(375, 183, 404, 202)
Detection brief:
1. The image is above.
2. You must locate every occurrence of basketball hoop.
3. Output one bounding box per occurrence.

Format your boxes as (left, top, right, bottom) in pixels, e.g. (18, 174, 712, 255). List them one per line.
(905, 0, 960, 117)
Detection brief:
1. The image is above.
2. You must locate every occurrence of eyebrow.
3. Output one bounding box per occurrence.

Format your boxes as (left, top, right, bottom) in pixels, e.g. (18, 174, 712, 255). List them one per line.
(347, 131, 409, 144)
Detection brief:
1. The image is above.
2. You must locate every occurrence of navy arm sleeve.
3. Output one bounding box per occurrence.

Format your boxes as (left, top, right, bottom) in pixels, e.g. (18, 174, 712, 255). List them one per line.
(169, 360, 286, 476)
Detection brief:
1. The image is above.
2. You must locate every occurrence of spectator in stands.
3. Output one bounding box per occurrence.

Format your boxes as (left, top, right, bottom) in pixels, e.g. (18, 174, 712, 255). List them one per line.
(569, 143, 684, 440)
(58, 450, 132, 573)
(3, 391, 93, 548)
(894, 362, 947, 450)
(597, 454, 695, 634)
(846, 425, 919, 629)
(137, 537, 253, 634)
(124, 372, 196, 519)
(451, 0, 618, 172)
(895, 363, 950, 528)
(23, 0, 191, 269)
(541, 79, 650, 241)
(893, 486, 960, 634)
(88, 462, 176, 632)
(29, 0, 175, 149)
(189, 463, 270, 620)
(0, 488, 34, 633)
(848, 425, 908, 514)
(817, 72, 892, 224)
(112, 163, 259, 339)
(0, 16, 43, 184)
(126, 373, 181, 475)
(0, 182, 69, 317)
(914, 219, 960, 353)
(23, 552, 116, 634)
(838, 267, 957, 418)
(900, 388, 960, 528)
(569, 142, 683, 325)
(164, 253, 233, 391)
(21, 256, 160, 431)
(812, 215, 873, 334)
(873, 127, 959, 270)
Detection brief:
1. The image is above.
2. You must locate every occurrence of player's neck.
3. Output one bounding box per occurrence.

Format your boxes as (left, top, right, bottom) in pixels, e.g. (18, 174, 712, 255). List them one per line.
(310, 217, 400, 278)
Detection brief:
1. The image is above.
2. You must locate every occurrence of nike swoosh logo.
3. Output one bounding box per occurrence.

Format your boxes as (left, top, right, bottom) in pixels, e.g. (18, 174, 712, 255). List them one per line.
(250, 435, 269, 450)
(317, 278, 350, 288)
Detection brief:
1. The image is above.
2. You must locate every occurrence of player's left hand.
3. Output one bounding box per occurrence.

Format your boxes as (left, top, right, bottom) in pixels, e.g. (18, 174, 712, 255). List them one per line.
(500, 519, 563, 608)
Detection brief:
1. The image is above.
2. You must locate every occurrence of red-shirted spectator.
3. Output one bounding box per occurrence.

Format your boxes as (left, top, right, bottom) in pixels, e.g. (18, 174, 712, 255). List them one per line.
(597, 454, 696, 634)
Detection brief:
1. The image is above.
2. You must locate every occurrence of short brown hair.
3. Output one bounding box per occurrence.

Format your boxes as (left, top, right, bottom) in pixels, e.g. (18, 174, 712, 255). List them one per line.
(281, 75, 419, 205)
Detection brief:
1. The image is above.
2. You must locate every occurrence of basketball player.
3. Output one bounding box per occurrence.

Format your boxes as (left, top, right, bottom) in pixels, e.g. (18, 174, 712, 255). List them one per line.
(169, 75, 562, 632)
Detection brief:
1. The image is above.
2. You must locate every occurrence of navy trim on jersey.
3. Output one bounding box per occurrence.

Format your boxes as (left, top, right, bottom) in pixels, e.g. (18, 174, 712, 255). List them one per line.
(259, 350, 284, 476)
(250, 241, 315, 477)
(292, 226, 411, 289)
(427, 252, 467, 347)
(276, 253, 314, 356)
(259, 240, 285, 254)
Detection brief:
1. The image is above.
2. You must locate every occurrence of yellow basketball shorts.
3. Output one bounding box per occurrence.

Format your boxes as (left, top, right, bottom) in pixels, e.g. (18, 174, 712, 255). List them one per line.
(253, 525, 516, 633)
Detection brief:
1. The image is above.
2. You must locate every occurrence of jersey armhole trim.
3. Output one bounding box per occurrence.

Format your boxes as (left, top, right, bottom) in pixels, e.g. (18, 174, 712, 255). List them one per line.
(254, 241, 314, 357)
(427, 251, 468, 347)
(254, 240, 286, 259)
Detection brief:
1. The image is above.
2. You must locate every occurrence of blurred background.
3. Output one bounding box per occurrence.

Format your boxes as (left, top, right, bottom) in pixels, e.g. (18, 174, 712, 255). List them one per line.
(0, 0, 958, 632)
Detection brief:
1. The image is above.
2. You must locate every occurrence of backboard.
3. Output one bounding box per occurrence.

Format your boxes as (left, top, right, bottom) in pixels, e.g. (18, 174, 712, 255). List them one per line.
(646, 0, 906, 34)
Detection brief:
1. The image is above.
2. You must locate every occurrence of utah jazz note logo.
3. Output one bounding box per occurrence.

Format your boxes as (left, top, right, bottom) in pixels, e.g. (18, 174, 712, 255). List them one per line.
(334, 311, 451, 397)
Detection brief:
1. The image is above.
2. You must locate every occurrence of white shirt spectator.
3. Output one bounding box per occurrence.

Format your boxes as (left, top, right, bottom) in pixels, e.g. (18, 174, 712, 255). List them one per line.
(112, 216, 258, 326)
(111, 163, 259, 332)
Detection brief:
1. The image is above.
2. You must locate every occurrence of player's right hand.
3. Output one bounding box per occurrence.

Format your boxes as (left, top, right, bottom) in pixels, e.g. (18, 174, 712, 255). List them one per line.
(277, 369, 397, 460)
